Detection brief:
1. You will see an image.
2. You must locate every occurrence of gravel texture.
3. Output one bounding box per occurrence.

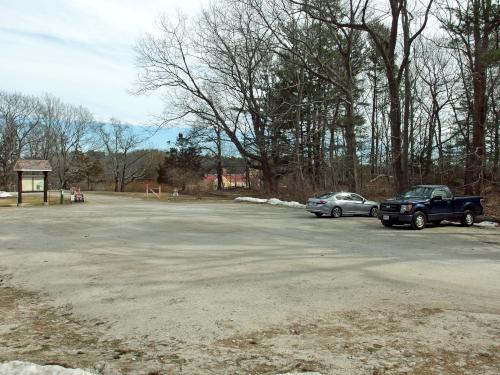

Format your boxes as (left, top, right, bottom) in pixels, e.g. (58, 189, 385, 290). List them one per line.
(0, 193, 499, 374)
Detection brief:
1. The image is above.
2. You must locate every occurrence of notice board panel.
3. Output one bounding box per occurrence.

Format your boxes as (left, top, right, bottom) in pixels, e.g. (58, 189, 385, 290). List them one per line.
(22, 175, 44, 192)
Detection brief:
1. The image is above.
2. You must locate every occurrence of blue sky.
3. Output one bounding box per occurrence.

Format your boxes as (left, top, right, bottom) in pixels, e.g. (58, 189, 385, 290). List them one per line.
(0, 0, 207, 127)
(134, 125, 186, 150)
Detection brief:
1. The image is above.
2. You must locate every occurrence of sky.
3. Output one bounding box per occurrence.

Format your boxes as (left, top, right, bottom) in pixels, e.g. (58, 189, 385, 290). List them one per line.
(1, 0, 441, 150)
(0, 0, 208, 133)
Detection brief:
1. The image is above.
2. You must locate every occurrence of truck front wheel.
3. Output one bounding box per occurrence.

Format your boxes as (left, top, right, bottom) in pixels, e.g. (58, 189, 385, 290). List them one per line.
(461, 210, 474, 227)
(411, 211, 427, 230)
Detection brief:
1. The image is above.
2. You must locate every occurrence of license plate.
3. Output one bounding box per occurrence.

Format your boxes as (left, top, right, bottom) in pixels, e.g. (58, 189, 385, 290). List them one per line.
(383, 215, 389, 220)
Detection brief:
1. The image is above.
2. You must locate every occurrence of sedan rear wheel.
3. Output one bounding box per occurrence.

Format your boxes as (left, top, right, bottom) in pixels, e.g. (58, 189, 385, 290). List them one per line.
(331, 207, 342, 218)
(369, 207, 378, 217)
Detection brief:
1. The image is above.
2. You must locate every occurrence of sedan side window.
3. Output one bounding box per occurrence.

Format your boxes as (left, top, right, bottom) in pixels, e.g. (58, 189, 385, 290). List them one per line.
(337, 194, 351, 201)
(351, 194, 363, 202)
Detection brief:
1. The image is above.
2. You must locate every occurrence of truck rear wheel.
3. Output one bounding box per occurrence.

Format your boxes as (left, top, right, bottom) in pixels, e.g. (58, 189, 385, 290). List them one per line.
(461, 210, 474, 227)
(411, 211, 427, 230)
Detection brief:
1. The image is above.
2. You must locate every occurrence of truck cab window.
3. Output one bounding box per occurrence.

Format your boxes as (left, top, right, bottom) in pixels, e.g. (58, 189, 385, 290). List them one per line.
(433, 189, 452, 199)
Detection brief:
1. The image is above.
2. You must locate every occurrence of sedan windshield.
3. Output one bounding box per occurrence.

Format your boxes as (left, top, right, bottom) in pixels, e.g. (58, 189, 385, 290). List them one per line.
(402, 187, 434, 199)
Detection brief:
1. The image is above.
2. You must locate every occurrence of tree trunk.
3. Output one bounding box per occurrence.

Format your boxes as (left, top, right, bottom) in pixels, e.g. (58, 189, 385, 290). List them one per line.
(261, 158, 277, 193)
(294, 70, 305, 191)
(245, 161, 251, 189)
(387, 76, 405, 193)
(329, 126, 336, 188)
(119, 165, 125, 192)
(402, 3, 411, 186)
(345, 100, 358, 191)
(435, 112, 444, 181)
(465, 0, 490, 195)
(424, 113, 435, 179)
(493, 100, 499, 183)
(370, 64, 378, 177)
(216, 124, 223, 191)
(424, 94, 438, 179)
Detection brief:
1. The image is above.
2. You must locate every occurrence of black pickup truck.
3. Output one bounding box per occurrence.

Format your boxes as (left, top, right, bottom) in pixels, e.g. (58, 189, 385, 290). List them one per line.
(377, 185, 484, 230)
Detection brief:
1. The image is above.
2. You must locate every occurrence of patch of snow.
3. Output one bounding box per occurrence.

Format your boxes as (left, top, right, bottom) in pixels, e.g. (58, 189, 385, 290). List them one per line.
(0, 361, 94, 375)
(267, 198, 284, 205)
(476, 221, 499, 228)
(440, 220, 498, 228)
(235, 197, 306, 209)
(284, 201, 306, 208)
(234, 197, 268, 204)
(0, 191, 13, 198)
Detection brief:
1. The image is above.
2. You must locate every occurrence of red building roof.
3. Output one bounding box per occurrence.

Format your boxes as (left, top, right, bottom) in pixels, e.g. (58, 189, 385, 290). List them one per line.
(203, 174, 246, 183)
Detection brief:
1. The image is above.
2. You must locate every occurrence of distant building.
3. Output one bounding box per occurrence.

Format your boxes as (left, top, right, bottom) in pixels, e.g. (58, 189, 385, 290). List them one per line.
(202, 170, 247, 189)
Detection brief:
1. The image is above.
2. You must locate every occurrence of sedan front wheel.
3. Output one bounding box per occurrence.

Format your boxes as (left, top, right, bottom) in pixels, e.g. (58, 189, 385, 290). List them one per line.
(369, 207, 378, 217)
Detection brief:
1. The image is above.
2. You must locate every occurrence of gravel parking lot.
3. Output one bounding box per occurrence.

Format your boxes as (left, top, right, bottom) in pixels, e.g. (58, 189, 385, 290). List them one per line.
(1, 193, 499, 374)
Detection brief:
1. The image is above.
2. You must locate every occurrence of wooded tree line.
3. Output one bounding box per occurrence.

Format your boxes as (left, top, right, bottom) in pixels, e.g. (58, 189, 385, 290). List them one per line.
(0, 91, 162, 191)
(136, 0, 499, 196)
(0, 89, 248, 193)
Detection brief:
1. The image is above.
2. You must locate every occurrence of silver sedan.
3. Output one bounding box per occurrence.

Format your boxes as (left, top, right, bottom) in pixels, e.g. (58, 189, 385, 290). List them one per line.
(306, 192, 379, 218)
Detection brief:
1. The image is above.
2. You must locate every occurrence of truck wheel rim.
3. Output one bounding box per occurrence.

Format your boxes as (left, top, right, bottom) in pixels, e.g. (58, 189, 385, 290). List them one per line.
(416, 215, 424, 228)
(466, 213, 473, 225)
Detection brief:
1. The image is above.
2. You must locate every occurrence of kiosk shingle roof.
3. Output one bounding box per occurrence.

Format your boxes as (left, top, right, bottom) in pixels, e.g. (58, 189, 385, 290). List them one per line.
(13, 159, 52, 172)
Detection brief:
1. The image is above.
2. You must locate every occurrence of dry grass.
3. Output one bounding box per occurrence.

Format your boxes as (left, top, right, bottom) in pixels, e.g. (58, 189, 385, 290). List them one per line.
(0, 192, 71, 207)
(87, 190, 242, 203)
(206, 307, 500, 375)
(482, 185, 500, 220)
(0, 275, 183, 374)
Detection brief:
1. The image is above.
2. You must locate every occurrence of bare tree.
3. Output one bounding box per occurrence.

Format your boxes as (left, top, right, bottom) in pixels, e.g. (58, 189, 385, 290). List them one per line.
(187, 120, 226, 190)
(52, 105, 94, 188)
(413, 38, 457, 180)
(97, 119, 147, 192)
(0, 91, 41, 189)
(136, 2, 290, 192)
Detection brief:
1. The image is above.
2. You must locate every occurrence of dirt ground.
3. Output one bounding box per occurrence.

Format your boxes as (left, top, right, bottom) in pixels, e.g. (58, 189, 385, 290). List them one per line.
(0, 193, 499, 374)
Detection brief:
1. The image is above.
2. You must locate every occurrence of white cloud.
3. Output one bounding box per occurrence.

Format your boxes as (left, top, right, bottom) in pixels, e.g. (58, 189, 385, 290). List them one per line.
(0, 0, 208, 124)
